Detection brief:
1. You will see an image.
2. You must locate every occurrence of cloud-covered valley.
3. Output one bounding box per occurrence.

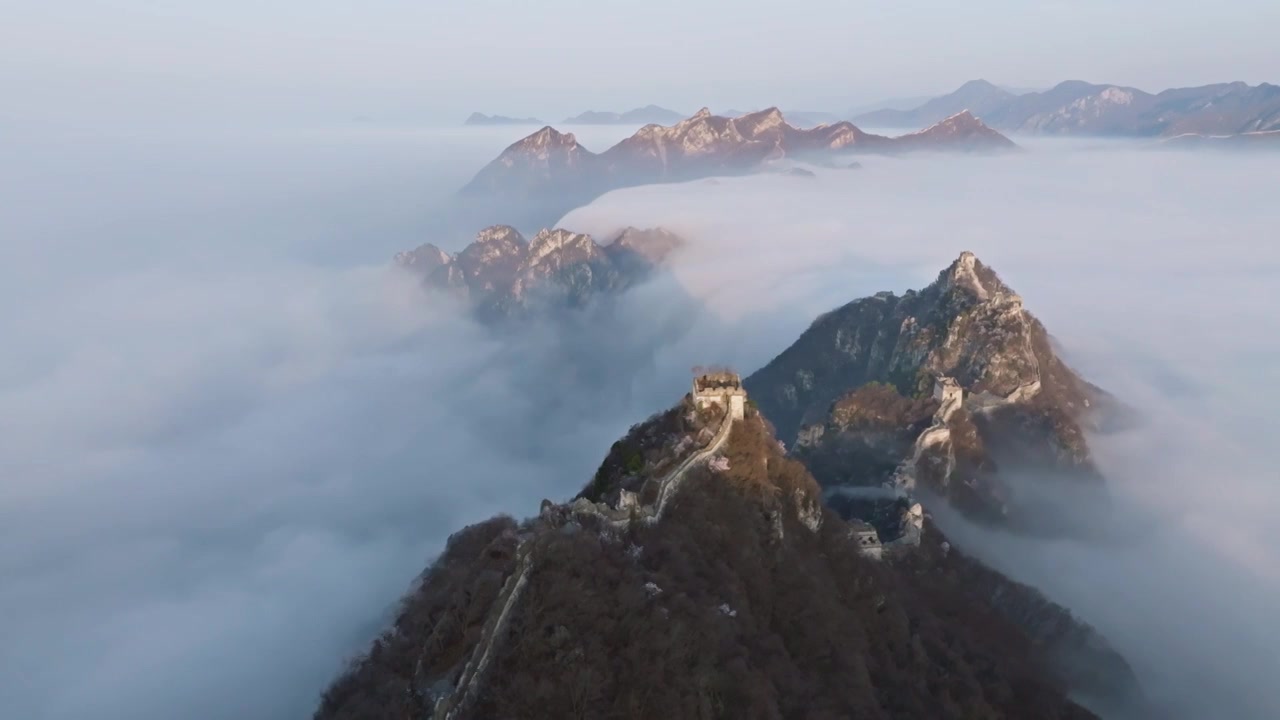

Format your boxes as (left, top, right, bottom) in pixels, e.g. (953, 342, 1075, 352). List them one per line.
(2, 126, 1278, 719)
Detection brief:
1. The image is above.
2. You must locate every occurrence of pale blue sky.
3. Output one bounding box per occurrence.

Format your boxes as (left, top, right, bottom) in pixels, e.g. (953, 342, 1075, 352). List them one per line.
(2, 0, 1278, 125)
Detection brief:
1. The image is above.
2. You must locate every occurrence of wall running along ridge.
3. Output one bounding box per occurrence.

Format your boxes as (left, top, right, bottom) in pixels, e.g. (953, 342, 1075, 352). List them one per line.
(432, 400, 738, 718)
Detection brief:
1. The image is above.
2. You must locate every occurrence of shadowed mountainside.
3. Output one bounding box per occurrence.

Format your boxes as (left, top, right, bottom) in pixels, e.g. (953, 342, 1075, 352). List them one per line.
(315, 391, 1136, 719)
(746, 252, 1124, 533)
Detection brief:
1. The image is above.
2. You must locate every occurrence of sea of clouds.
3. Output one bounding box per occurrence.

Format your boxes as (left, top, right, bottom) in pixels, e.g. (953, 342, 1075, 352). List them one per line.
(2, 126, 1277, 719)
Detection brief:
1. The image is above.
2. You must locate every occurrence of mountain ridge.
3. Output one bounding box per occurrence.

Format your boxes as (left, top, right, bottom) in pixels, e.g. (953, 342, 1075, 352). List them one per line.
(854, 80, 1017, 129)
(853, 78, 1280, 136)
(316, 372, 1137, 719)
(395, 225, 683, 323)
(1159, 128, 1280, 149)
(459, 107, 1017, 229)
(747, 252, 1117, 532)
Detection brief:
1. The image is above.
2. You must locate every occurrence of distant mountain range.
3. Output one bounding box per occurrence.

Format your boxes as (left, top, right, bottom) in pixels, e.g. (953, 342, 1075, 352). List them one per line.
(458, 107, 1016, 229)
(471, 106, 847, 128)
(556, 106, 845, 127)
(846, 85, 1039, 118)
(562, 105, 685, 125)
(852, 78, 1280, 137)
(464, 112, 544, 126)
(854, 80, 1020, 129)
(1160, 129, 1280, 150)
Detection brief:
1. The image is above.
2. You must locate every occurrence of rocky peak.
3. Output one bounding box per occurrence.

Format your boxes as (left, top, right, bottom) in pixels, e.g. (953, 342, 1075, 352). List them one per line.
(518, 126, 578, 150)
(473, 225, 524, 246)
(463, 225, 527, 259)
(399, 225, 683, 323)
(897, 111, 1019, 151)
(675, 111, 744, 147)
(746, 255, 1110, 530)
(957, 79, 1002, 93)
(812, 121, 870, 149)
(460, 124, 597, 208)
(607, 108, 759, 168)
(1098, 87, 1135, 105)
(607, 227, 684, 265)
(393, 242, 450, 273)
(1051, 79, 1101, 95)
(734, 107, 787, 137)
(934, 251, 1016, 304)
(914, 253, 1045, 402)
(525, 228, 600, 266)
(455, 225, 528, 283)
(632, 123, 665, 138)
(931, 110, 983, 133)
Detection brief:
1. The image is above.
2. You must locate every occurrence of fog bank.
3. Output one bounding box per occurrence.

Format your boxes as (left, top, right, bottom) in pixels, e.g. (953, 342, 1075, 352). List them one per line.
(0, 123, 664, 720)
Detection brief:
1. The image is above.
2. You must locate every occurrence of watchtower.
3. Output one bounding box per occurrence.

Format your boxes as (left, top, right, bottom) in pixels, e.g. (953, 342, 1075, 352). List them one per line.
(691, 368, 747, 420)
(847, 520, 883, 560)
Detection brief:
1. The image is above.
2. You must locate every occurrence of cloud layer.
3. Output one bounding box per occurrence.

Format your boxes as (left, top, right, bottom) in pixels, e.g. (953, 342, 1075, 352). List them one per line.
(0, 124, 656, 720)
(3, 127, 1278, 719)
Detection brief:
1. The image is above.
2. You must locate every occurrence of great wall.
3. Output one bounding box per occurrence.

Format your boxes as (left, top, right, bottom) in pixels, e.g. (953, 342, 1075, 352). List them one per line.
(430, 370, 930, 717)
(430, 372, 747, 719)
(433, 545, 532, 720)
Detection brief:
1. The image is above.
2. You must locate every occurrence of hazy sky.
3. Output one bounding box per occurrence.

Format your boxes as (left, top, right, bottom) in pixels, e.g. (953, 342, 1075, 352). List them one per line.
(3, 0, 1278, 126)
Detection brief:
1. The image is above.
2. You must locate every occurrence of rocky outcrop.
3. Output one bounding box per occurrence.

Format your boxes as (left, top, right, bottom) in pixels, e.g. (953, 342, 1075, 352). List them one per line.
(887, 111, 1020, 152)
(459, 127, 598, 214)
(749, 252, 1119, 529)
(394, 225, 683, 323)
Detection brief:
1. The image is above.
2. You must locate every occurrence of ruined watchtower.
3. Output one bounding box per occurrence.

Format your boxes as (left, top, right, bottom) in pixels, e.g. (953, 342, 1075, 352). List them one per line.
(692, 369, 747, 420)
(847, 519, 884, 561)
(932, 376, 963, 407)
